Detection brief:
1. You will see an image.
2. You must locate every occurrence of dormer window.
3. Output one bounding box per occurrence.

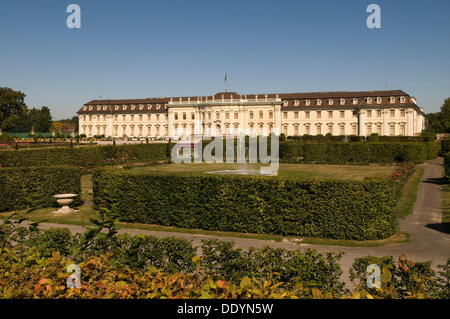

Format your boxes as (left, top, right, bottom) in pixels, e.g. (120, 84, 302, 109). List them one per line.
(156, 104, 161, 110)
(366, 98, 372, 104)
(123, 105, 127, 110)
(376, 97, 382, 104)
(328, 99, 333, 105)
(316, 99, 322, 106)
(305, 99, 310, 106)
(294, 100, 299, 106)
(340, 98, 345, 105)
(400, 96, 406, 103)
(83, 106, 87, 110)
(390, 97, 395, 103)
(283, 100, 288, 106)
(352, 98, 358, 105)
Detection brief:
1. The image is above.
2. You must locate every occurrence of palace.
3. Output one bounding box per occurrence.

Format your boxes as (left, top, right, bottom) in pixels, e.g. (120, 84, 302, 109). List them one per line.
(77, 90, 426, 138)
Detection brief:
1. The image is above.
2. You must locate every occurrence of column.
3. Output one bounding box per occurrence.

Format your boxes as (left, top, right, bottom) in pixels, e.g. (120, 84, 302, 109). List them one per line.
(407, 109, 414, 136)
(167, 108, 172, 138)
(359, 110, 366, 136)
(382, 110, 388, 136)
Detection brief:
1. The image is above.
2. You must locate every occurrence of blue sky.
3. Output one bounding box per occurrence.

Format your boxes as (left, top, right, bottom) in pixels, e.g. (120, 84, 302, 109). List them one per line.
(0, 0, 449, 119)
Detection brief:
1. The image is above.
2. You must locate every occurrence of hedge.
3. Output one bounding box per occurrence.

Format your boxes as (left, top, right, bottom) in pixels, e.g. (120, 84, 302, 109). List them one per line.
(0, 143, 169, 168)
(444, 152, 450, 180)
(279, 142, 429, 164)
(0, 166, 81, 212)
(93, 168, 403, 240)
(441, 139, 450, 155)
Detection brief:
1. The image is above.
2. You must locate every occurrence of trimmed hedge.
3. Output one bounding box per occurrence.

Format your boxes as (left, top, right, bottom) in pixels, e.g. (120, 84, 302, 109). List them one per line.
(0, 144, 169, 168)
(279, 142, 428, 164)
(0, 166, 81, 212)
(441, 139, 450, 155)
(444, 152, 450, 180)
(93, 168, 403, 240)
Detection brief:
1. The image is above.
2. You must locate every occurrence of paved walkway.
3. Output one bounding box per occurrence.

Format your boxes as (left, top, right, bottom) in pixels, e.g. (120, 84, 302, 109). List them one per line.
(16, 158, 450, 287)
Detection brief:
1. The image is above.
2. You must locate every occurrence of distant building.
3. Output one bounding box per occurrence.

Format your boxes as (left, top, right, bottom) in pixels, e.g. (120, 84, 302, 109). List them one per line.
(77, 90, 426, 138)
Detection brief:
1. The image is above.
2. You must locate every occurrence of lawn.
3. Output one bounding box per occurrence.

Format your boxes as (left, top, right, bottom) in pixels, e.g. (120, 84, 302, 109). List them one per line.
(127, 162, 394, 180)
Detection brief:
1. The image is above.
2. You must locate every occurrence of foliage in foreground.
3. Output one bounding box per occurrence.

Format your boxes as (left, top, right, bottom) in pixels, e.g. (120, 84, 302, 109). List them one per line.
(0, 213, 448, 299)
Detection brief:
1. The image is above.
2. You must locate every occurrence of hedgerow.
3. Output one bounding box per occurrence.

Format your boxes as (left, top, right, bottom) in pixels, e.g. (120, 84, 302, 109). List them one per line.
(0, 143, 169, 168)
(93, 168, 406, 240)
(0, 166, 81, 212)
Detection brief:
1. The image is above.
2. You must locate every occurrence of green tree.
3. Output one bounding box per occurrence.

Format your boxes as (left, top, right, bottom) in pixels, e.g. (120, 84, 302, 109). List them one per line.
(0, 87, 27, 126)
(427, 98, 450, 133)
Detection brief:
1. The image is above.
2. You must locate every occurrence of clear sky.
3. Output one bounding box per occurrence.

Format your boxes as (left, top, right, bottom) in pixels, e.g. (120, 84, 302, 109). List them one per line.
(0, 0, 449, 119)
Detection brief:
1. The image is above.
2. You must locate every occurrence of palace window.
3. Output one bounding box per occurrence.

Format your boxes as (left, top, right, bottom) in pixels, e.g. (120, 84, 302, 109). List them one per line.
(174, 113, 178, 120)
(234, 111, 238, 120)
(225, 112, 230, 119)
(259, 111, 263, 119)
(249, 111, 254, 119)
(340, 111, 345, 118)
(305, 125, 311, 135)
(191, 113, 195, 120)
(316, 111, 321, 119)
(377, 124, 382, 135)
(269, 111, 273, 119)
(283, 111, 288, 119)
(390, 124, 395, 136)
(130, 115, 134, 121)
(208, 112, 211, 120)
(283, 126, 288, 135)
(305, 111, 310, 119)
(328, 124, 333, 134)
(352, 124, 357, 135)
(377, 110, 382, 117)
(367, 110, 372, 117)
(122, 115, 126, 121)
(305, 100, 310, 106)
(366, 124, 372, 135)
(400, 109, 406, 117)
(216, 111, 220, 119)
(114, 115, 118, 121)
(316, 125, 322, 135)
(328, 111, 333, 118)
(183, 112, 186, 120)
(157, 114, 160, 121)
(390, 110, 395, 117)
(139, 115, 142, 121)
(294, 125, 299, 135)
(400, 124, 406, 135)
(294, 111, 299, 119)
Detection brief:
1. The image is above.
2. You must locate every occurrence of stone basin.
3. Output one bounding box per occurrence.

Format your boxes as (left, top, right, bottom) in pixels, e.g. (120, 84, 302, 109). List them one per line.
(53, 194, 78, 214)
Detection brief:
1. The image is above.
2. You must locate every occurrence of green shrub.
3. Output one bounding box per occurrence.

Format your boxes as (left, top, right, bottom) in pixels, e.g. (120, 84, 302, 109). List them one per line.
(93, 168, 403, 240)
(0, 166, 81, 212)
(423, 142, 439, 160)
(444, 152, 450, 180)
(0, 143, 169, 168)
(441, 139, 450, 155)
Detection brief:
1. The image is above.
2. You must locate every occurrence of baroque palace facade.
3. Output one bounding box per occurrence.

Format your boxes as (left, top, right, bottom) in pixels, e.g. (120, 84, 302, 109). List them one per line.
(77, 90, 425, 138)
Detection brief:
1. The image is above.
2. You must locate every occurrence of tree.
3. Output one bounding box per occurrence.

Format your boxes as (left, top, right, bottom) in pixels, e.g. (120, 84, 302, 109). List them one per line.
(0, 87, 27, 126)
(34, 106, 52, 132)
(427, 98, 450, 133)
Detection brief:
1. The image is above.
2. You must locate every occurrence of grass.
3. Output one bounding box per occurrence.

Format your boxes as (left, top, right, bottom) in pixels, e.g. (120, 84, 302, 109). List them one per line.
(396, 167, 425, 219)
(128, 162, 394, 180)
